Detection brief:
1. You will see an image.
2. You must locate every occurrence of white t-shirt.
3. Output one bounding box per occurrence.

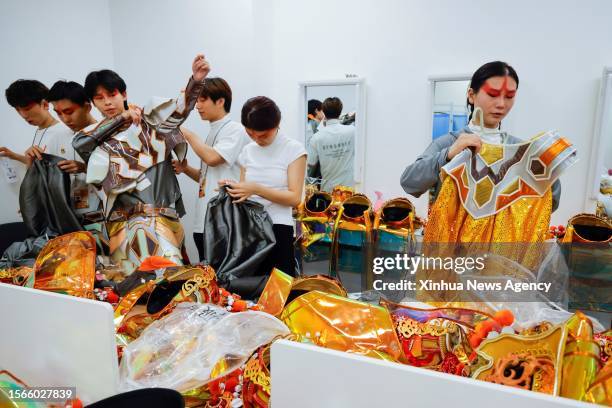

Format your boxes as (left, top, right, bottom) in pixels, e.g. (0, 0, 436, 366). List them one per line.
(32, 121, 75, 160)
(307, 119, 355, 192)
(193, 116, 250, 233)
(238, 133, 306, 226)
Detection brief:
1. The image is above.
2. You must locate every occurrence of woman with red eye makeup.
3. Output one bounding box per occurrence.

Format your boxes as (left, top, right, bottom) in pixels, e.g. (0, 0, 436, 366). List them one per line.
(401, 61, 561, 212)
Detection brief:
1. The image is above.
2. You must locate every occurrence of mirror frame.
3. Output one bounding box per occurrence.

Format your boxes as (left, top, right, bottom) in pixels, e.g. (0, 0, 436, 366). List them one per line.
(428, 74, 471, 141)
(586, 66, 612, 205)
(298, 78, 367, 190)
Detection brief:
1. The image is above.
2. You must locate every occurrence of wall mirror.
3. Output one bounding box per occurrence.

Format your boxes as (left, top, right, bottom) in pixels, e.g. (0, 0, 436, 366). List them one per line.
(429, 75, 471, 140)
(586, 67, 612, 216)
(298, 78, 366, 193)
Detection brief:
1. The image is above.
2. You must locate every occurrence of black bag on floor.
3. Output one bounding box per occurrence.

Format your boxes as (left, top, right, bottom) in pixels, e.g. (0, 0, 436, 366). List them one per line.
(203, 187, 276, 297)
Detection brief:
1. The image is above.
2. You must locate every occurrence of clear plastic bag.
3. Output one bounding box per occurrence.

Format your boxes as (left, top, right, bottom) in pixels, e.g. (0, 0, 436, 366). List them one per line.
(119, 303, 289, 392)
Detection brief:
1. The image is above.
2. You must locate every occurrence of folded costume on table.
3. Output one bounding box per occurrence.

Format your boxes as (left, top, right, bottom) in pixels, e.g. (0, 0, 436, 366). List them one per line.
(73, 77, 204, 274)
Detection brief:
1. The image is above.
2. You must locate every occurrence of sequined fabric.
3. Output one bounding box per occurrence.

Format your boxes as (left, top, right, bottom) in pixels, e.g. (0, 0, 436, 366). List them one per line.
(425, 177, 553, 243)
(425, 131, 576, 243)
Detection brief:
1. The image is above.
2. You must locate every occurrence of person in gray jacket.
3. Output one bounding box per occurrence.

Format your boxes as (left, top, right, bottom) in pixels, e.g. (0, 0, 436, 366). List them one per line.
(400, 61, 561, 211)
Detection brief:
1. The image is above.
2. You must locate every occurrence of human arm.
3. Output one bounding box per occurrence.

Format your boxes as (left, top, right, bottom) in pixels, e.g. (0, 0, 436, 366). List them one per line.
(1, 146, 30, 165)
(57, 160, 87, 174)
(225, 155, 307, 206)
(155, 55, 210, 133)
(172, 158, 200, 182)
(180, 126, 225, 167)
(72, 113, 132, 162)
(400, 133, 481, 197)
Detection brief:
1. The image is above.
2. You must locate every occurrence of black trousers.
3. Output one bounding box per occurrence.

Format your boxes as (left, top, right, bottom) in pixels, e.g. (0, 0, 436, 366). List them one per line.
(256, 224, 296, 277)
(193, 232, 204, 263)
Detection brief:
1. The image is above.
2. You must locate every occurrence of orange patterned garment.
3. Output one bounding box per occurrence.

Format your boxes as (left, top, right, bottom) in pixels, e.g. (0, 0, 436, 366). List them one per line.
(425, 131, 576, 243)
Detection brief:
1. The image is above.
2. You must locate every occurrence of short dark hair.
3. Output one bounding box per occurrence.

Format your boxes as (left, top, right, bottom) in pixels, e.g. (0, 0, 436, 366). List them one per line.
(308, 99, 322, 116)
(48, 81, 89, 106)
(5, 79, 49, 108)
(84, 69, 126, 101)
(322, 97, 343, 119)
(241, 96, 281, 131)
(200, 77, 232, 112)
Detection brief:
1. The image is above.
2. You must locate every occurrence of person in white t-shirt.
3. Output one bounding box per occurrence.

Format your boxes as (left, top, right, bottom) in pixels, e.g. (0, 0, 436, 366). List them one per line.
(2, 79, 79, 170)
(220, 96, 306, 276)
(47, 80, 101, 216)
(307, 97, 355, 192)
(172, 77, 250, 261)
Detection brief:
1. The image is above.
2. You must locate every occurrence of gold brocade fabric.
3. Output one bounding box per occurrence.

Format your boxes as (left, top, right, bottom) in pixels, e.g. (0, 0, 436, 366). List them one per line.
(280, 291, 402, 360)
(561, 312, 601, 401)
(424, 177, 552, 243)
(33, 231, 96, 298)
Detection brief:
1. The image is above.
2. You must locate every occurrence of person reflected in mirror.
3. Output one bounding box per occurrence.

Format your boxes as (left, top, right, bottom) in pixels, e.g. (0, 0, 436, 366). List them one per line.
(219, 96, 306, 276)
(306, 99, 324, 187)
(306, 99, 324, 151)
(3, 79, 75, 167)
(307, 97, 355, 192)
(172, 77, 250, 261)
(400, 61, 560, 211)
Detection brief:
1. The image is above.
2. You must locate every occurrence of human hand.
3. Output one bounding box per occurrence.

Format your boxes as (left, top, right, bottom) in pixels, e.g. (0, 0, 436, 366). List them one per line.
(0, 146, 18, 160)
(25, 145, 46, 161)
(121, 104, 143, 127)
(172, 158, 188, 174)
(58, 160, 86, 174)
(217, 179, 238, 188)
(447, 133, 482, 160)
(192, 54, 211, 82)
(226, 181, 259, 203)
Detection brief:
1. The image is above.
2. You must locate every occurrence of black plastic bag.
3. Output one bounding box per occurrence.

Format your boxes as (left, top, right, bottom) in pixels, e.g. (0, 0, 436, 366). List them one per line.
(19, 153, 83, 236)
(203, 187, 276, 296)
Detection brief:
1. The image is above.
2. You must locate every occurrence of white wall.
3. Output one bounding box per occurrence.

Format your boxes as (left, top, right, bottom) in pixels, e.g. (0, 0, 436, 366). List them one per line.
(260, 0, 612, 226)
(2, 0, 611, 248)
(0, 0, 114, 224)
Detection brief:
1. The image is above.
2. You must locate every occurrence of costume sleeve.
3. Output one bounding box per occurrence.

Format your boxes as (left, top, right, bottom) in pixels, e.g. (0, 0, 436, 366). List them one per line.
(400, 135, 453, 198)
(155, 76, 205, 133)
(72, 114, 128, 162)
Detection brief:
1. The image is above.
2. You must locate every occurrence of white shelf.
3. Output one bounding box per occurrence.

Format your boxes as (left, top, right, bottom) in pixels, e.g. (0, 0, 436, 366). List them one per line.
(270, 339, 593, 408)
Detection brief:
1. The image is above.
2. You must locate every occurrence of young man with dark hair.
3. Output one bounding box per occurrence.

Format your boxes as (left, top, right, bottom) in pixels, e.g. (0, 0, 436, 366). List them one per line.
(48, 80, 97, 134)
(172, 77, 250, 261)
(2, 79, 76, 169)
(73, 54, 210, 272)
(307, 96, 355, 191)
(47, 80, 101, 219)
(306, 98, 324, 154)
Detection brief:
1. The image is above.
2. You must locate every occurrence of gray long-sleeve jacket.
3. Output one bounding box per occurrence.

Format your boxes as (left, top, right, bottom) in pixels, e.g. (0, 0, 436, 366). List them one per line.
(399, 126, 561, 212)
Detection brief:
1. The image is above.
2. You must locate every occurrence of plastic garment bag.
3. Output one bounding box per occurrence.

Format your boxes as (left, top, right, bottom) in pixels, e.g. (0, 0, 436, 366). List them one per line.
(203, 187, 276, 297)
(19, 153, 83, 236)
